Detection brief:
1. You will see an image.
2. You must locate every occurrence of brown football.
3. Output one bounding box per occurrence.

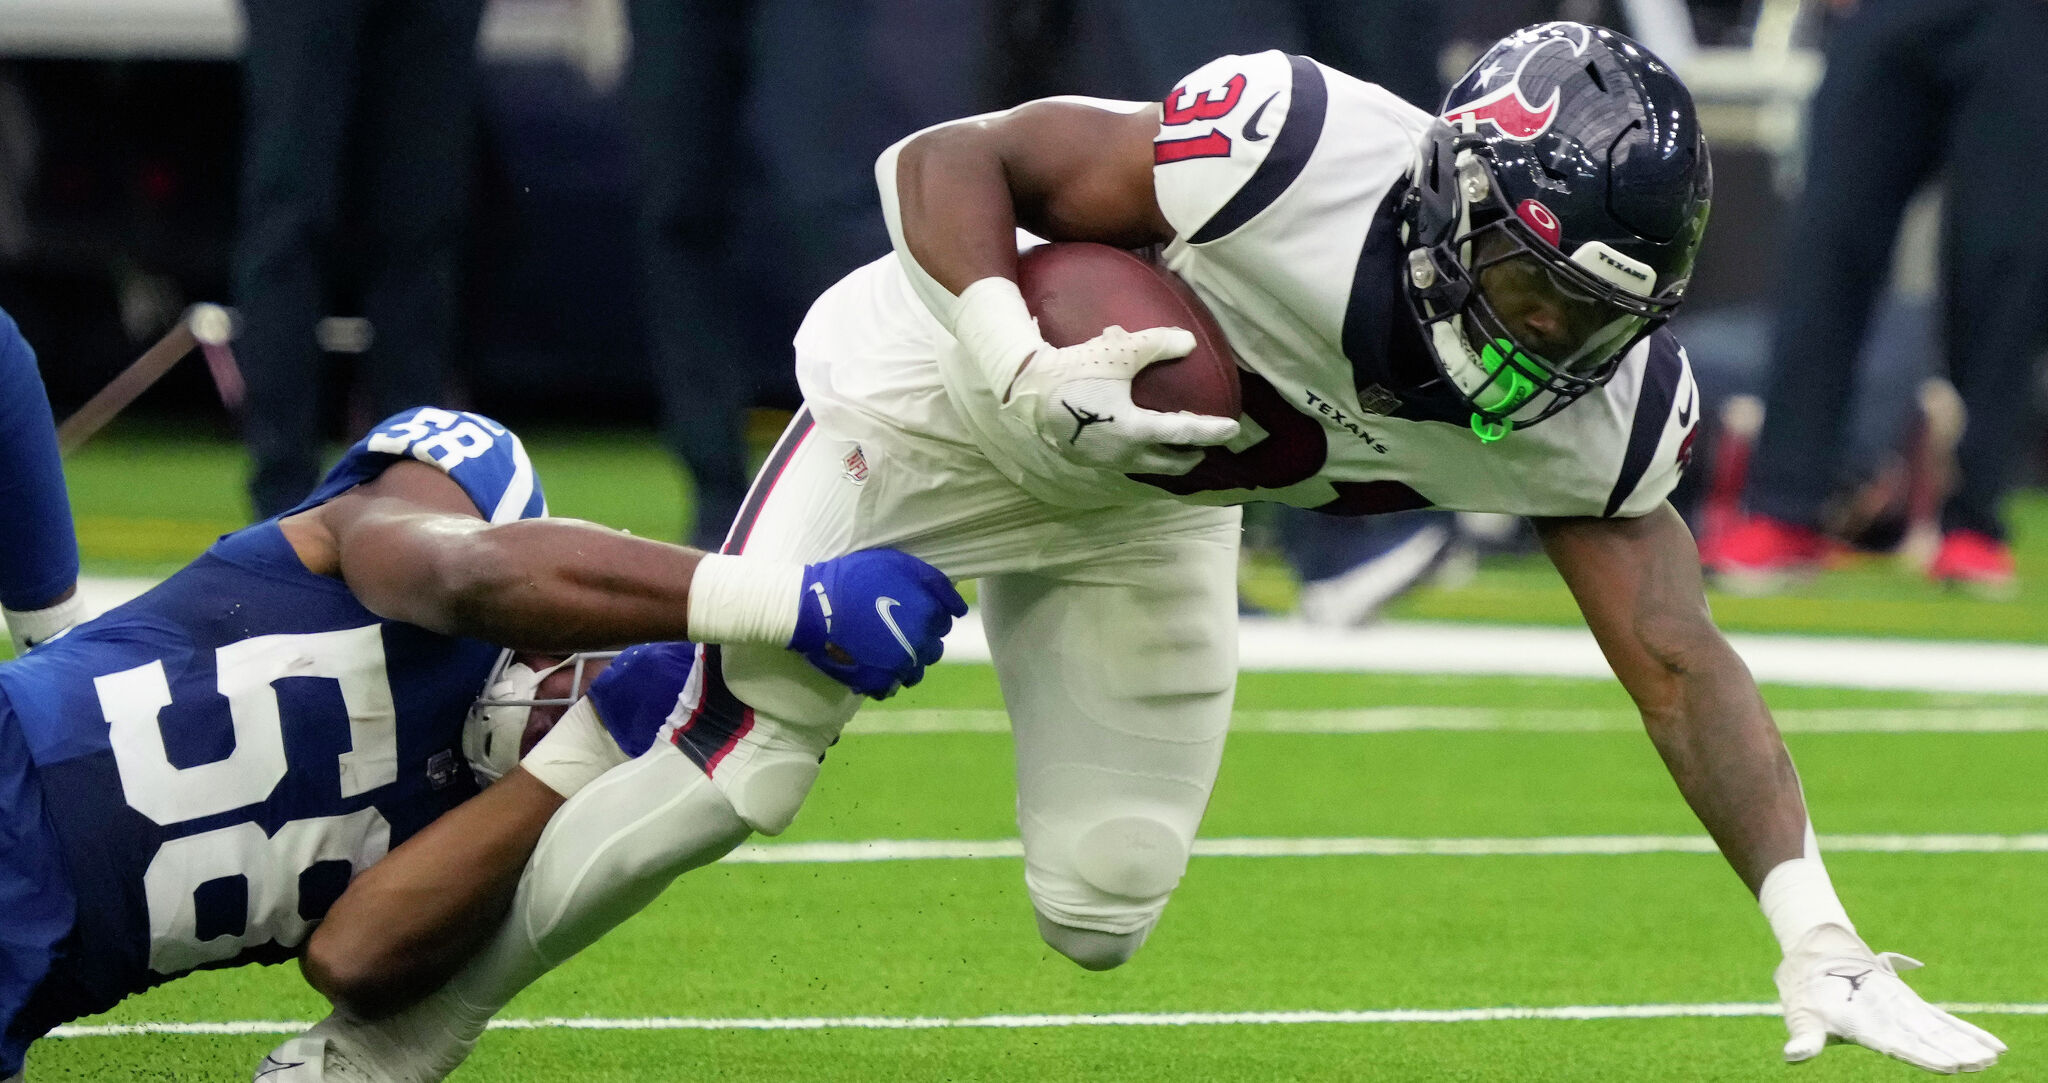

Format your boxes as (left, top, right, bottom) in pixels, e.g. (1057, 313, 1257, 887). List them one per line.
(1015, 242, 1243, 420)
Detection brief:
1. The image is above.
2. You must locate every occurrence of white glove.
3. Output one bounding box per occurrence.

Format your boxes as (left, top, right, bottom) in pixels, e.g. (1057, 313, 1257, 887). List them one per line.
(1776, 923, 2004, 1074)
(951, 277, 1239, 475)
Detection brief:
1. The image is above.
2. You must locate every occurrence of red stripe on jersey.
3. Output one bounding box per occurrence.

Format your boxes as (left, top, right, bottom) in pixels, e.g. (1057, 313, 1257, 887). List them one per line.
(723, 416, 814, 555)
(705, 706, 755, 776)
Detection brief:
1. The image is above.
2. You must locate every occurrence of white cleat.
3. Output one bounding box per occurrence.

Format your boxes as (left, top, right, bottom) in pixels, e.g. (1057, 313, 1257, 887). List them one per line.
(252, 1036, 333, 1081)
(254, 990, 484, 1083)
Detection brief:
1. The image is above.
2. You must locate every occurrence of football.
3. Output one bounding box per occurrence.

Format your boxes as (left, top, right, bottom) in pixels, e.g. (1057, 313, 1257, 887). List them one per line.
(1016, 242, 1243, 420)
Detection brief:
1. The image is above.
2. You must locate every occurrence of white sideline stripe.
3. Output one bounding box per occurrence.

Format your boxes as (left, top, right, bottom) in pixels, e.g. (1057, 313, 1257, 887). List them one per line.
(48, 1002, 2048, 1038)
(722, 834, 2048, 864)
(857, 706, 2048, 735)
(72, 578, 2048, 693)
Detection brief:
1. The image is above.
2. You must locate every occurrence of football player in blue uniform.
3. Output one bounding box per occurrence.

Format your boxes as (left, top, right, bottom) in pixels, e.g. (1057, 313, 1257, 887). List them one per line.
(0, 306, 83, 656)
(0, 406, 965, 1080)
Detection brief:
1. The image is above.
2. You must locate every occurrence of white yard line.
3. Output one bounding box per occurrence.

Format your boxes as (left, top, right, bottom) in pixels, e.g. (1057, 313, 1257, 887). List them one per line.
(74, 577, 2048, 693)
(721, 834, 2048, 865)
(49, 1001, 2047, 1038)
(858, 706, 2048, 735)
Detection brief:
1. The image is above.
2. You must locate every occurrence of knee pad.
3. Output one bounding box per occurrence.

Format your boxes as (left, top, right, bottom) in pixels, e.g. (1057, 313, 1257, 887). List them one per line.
(721, 753, 819, 837)
(1035, 912, 1152, 972)
(1072, 815, 1189, 901)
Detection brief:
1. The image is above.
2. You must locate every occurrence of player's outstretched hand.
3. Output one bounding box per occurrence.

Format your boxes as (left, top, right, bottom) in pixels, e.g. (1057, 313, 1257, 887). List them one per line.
(1007, 324, 1240, 474)
(1776, 924, 2004, 1074)
(790, 549, 966, 699)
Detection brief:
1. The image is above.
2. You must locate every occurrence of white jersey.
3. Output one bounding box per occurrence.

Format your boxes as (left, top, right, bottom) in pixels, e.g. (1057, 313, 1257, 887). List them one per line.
(798, 51, 1699, 520)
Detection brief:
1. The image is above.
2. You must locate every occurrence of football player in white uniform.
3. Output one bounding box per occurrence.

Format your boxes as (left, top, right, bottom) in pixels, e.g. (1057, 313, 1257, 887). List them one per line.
(284, 23, 2000, 1078)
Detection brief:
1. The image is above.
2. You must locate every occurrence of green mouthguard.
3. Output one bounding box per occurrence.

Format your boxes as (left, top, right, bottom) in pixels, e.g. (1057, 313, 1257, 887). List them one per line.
(1469, 338, 1537, 444)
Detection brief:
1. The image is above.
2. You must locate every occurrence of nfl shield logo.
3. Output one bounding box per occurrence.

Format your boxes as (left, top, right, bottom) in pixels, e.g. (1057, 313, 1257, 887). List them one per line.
(843, 446, 869, 485)
(1357, 384, 1401, 416)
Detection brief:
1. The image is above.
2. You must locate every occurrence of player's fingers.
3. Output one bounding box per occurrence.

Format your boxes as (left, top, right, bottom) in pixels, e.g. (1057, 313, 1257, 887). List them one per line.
(1124, 444, 1207, 476)
(1893, 995, 2001, 1071)
(1782, 1014, 1828, 1063)
(1866, 1017, 1967, 1075)
(1131, 408, 1239, 447)
(1113, 324, 1197, 363)
(1914, 1012, 2000, 1073)
(914, 563, 970, 617)
(1934, 1010, 2007, 1055)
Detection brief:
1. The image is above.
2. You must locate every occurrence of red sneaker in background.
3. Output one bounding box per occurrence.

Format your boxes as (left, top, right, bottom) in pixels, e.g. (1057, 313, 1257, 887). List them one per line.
(1703, 514, 1829, 594)
(1928, 530, 2017, 599)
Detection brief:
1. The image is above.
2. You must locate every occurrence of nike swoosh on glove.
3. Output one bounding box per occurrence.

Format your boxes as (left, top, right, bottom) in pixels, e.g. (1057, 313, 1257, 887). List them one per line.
(1004, 324, 1240, 475)
(791, 549, 967, 699)
(1777, 923, 2005, 1073)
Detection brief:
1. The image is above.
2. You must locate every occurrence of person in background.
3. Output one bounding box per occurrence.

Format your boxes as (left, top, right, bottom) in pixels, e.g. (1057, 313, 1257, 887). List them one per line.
(1705, 0, 2048, 596)
(232, 0, 487, 520)
(627, 0, 998, 549)
(0, 305, 80, 655)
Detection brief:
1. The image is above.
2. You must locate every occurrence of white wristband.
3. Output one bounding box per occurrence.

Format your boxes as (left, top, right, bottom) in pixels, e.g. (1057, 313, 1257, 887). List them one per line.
(6, 592, 84, 655)
(1758, 824, 1855, 954)
(950, 277, 1045, 401)
(685, 554, 805, 647)
(519, 698, 631, 798)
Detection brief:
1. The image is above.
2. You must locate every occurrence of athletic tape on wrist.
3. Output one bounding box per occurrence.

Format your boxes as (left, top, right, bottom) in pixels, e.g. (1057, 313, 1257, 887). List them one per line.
(950, 277, 1045, 401)
(5, 592, 84, 654)
(685, 554, 805, 648)
(519, 698, 630, 799)
(1758, 823, 1855, 955)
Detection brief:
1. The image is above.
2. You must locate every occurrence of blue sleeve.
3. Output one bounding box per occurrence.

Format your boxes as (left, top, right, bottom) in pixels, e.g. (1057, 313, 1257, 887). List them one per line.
(0, 307, 80, 610)
(587, 641, 696, 757)
(287, 407, 548, 522)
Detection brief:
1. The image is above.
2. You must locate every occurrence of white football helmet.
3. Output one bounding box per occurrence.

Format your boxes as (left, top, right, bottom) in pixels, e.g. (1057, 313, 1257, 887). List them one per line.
(463, 649, 618, 785)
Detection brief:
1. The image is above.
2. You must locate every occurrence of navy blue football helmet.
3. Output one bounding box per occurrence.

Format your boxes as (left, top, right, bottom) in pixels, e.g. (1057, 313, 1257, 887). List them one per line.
(1403, 22, 1711, 440)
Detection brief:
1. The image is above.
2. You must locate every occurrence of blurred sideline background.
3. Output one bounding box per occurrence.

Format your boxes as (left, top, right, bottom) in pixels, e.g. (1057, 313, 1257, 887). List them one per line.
(1, 0, 2044, 640)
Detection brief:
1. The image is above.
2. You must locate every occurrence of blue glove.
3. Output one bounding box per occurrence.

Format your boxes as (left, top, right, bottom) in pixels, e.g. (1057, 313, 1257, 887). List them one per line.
(587, 641, 697, 757)
(790, 549, 966, 699)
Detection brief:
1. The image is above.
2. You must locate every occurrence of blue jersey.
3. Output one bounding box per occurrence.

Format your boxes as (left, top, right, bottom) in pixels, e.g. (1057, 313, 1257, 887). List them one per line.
(0, 304, 78, 614)
(0, 408, 545, 1057)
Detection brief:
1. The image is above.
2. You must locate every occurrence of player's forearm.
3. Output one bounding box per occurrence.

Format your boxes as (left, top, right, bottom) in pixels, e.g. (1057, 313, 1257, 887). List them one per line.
(345, 517, 707, 651)
(1638, 637, 1807, 894)
(305, 769, 564, 1018)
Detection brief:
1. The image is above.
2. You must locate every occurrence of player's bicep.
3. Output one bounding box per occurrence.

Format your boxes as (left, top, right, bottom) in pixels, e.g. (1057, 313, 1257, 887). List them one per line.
(993, 101, 1173, 247)
(317, 464, 494, 626)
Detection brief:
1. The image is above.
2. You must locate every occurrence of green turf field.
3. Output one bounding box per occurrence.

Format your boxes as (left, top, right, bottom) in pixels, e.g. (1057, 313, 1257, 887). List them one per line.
(30, 667, 2048, 1080)
(54, 421, 2048, 641)
(22, 425, 2048, 1079)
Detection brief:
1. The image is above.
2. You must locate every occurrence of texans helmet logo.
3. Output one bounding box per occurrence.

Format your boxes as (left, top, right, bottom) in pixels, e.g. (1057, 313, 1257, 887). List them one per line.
(1441, 27, 1591, 142)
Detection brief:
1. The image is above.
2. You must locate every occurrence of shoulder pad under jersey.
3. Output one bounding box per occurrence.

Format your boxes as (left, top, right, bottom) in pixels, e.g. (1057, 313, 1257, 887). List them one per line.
(1604, 330, 1700, 518)
(292, 407, 548, 523)
(1152, 50, 1330, 245)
